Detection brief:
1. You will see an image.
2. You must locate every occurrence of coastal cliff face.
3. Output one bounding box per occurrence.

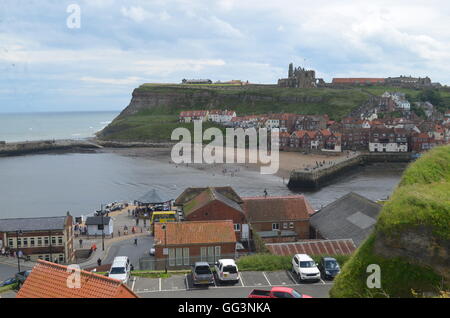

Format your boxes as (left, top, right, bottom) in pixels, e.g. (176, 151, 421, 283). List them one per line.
(117, 84, 364, 118)
(99, 84, 370, 141)
(330, 145, 450, 298)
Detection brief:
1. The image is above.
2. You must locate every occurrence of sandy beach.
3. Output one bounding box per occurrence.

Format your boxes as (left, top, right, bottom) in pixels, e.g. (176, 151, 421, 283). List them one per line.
(103, 146, 355, 179)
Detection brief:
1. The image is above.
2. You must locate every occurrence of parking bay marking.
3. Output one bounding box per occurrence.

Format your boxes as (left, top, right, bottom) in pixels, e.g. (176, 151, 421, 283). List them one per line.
(262, 272, 272, 286)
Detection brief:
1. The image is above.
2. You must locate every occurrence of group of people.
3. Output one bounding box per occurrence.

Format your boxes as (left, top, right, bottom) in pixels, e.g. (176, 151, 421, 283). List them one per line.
(1, 247, 24, 259)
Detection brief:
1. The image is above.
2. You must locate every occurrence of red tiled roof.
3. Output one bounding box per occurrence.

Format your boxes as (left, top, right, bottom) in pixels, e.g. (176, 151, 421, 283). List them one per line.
(243, 195, 315, 222)
(266, 239, 357, 256)
(154, 220, 237, 246)
(16, 260, 138, 298)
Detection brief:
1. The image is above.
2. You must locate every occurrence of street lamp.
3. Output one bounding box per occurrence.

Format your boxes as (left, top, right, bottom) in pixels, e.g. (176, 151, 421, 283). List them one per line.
(16, 230, 22, 273)
(162, 224, 167, 274)
(101, 204, 105, 251)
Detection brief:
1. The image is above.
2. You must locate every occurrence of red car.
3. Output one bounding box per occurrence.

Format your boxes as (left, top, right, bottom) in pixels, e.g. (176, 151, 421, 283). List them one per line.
(248, 286, 312, 298)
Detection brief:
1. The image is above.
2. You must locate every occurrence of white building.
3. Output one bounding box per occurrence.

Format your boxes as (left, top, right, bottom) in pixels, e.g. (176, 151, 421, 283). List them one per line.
(208, 110, 237, 123)
(85, 216, 114, 236)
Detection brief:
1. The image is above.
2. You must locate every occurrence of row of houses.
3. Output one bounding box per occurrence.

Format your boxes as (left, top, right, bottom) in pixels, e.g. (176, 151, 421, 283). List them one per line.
(149, 186, 382, 269)
(279, 129, 342, 152)
(179, 109, 237, 123)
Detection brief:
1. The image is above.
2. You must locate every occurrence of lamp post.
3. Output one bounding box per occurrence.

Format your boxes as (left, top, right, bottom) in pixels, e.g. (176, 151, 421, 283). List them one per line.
(101, 204, 105, 251)
(162, 224, 167, 274)
(49, 230, 53, 262)
(16, 230, 22, 273)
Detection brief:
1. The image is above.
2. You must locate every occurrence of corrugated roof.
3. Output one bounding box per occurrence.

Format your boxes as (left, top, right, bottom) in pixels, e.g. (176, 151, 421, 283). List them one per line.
(266, 239, 356, 256)
(16, 260, 138, 298)
(154, 221, 237, 246)
(0, 216, 68, 232)
(243, 195, 314, 222)
(310, 192, 381, 247)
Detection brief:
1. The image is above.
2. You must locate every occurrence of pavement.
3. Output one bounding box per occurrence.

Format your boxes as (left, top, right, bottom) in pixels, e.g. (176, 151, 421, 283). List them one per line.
(131, 270, 333, 298)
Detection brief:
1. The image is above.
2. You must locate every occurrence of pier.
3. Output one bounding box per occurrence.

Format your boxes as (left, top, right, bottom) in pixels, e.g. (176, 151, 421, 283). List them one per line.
(0, 139, 102, 157)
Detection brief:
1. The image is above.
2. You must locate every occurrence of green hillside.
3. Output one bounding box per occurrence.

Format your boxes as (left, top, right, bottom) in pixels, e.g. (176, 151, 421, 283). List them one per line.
(330, 145, 450, 298)
(98, 84, 450, 142)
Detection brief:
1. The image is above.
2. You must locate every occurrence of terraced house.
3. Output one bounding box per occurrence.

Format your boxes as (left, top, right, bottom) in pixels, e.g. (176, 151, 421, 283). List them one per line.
(0, 213, 75, 263)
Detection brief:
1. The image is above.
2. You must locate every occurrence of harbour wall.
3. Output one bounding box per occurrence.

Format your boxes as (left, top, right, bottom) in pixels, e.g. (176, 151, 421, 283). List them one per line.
(0, 140, 102, 157)
(288, 152, 413, 190)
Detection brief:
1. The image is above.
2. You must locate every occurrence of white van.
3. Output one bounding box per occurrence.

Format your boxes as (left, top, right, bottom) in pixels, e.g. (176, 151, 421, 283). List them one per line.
(291, 254, 320, 282)
(108, 256, 131, 284)
(214, 259, 240, 284)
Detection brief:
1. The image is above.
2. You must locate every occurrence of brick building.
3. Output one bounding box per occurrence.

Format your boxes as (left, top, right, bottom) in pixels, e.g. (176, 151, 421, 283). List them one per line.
(174, 187, 248, 242)
(242, 195, 314, 243)
(153, 220, 237, 269)
(0, 214, 74, 263)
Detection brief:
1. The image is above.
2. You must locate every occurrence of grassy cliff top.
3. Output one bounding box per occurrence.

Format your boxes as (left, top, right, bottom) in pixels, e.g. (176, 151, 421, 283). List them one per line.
(330, 145, 450, 298)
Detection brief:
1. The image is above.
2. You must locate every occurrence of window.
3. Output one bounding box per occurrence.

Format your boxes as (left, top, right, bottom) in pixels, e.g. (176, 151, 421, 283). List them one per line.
(214, 246, 221, 262)
(183, 248, 190, 266)
(98, 224, 104, 230)
(58, 255, 65, 263)
(30, 238, 35, 247)
(200, 247, 207, 262)
(58, 237, 63, 245)
(38, 255, 43, 260)
(44, 255, 50, 261)
(289, 222, 294, 229)
(233, 224, 241, 231)
(8, 239, 13, 247)
(176, 248, 183, 266)
(17, 238, 22, 247)
(37, 238, 42, 247)
(168, 248, 176, 266)
(207, 246, 214, 263)
(44, 237, 49, 246)
(283, 223, 288, 229)
(51, 237, 56, 245)
(272, 223, 280, 231)
(23, 238, 28, 247)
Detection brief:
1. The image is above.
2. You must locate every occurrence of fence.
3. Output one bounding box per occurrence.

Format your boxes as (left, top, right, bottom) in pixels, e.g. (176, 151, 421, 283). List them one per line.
(139, 253, 251, 271)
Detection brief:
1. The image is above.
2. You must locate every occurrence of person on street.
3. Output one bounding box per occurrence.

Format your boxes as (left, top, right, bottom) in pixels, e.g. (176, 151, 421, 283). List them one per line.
(134, 238, 138, 246)
(79, 239, 83, 248)
(97, 258, 102, 266)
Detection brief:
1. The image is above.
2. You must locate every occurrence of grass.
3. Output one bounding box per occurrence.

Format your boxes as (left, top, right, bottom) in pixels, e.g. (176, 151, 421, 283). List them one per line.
(0, 282, 18, 294)
(330, 145, 450, 298)
(236, 253, 350, 272)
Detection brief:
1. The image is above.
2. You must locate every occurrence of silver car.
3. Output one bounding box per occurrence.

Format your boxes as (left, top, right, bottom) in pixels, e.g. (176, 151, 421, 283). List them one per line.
(192, 262, 214, 286)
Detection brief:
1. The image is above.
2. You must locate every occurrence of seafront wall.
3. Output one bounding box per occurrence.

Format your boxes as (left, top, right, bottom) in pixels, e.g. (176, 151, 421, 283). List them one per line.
(0, 140, 102, 157)
(288, 152, 412, 189)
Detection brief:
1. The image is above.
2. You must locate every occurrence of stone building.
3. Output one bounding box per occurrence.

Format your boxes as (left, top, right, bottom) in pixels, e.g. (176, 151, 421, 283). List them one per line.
(278, 63, 320, 88)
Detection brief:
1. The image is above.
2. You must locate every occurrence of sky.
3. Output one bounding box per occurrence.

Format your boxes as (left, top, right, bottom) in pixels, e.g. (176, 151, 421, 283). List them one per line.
(1, 0, 450, 113)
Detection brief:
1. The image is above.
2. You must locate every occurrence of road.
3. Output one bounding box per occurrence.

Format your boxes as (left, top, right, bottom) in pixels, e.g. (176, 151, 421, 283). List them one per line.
(101, 236, 154, 270)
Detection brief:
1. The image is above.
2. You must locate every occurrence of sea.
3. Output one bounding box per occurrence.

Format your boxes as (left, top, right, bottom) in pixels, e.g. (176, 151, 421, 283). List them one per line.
(0, 111, 119, 142)
(0, 111, 405, 219)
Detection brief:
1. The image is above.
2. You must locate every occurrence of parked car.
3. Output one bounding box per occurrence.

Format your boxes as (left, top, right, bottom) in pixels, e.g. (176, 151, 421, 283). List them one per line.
(214, 259, 240, 284)
(191, 262, 214, 287)
(291, 254, 321, 282)
(318, 257, 340, 280)
(108, 256, 131, 284)
(248, 287, 312, 298)
(15, 270, 32, 286)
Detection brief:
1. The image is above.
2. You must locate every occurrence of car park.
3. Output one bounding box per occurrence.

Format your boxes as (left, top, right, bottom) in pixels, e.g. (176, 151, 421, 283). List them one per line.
(108, 256, 131, 284)
(191, 262, 214, 286)
(318, 257, 340, 280)
(214, 259, 240, 284)
(291, 254, 321, 282)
